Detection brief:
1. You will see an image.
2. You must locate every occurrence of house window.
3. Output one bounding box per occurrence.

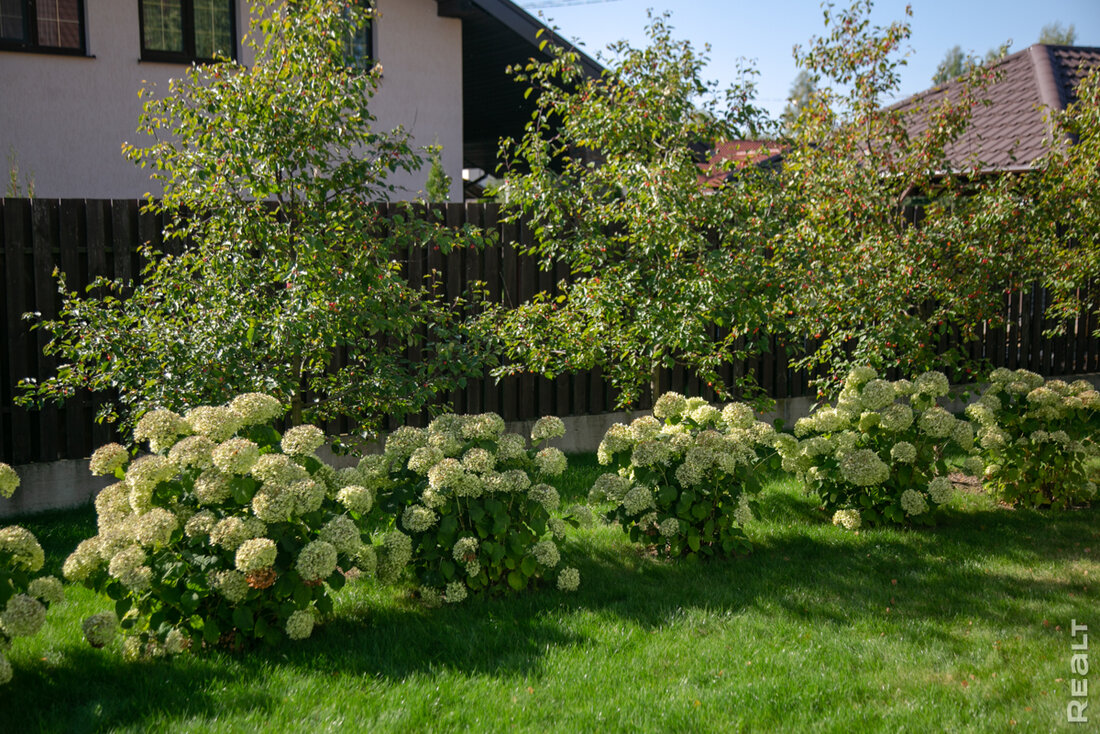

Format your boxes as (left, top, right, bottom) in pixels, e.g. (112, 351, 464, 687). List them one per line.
(139, 0, 235, 63)
(0, 0, 86, 54)
(343, 3, 373, 68)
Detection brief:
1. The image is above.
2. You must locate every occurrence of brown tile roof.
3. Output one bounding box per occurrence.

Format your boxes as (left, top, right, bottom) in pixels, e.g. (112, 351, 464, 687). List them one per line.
(698, 140, 785, 187)
(891, 44, 1100, 171)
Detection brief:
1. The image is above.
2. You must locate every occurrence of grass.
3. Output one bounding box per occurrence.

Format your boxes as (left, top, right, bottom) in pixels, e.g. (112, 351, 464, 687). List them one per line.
(1, 453, 1097, 732)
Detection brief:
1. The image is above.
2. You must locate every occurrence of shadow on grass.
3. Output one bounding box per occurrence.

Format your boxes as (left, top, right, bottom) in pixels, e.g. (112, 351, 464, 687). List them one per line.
(0, 645, 261, 733)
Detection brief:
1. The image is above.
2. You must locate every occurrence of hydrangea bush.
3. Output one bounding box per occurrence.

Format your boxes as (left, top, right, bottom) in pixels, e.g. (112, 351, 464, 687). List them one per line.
(776, 368, 981, 528)
(372, 413, 582, 601)
(590, 393, 774, 558)
(1, 463, 65, 684)
(63, 394, 378, 654)
(968, 369, 1100, 508)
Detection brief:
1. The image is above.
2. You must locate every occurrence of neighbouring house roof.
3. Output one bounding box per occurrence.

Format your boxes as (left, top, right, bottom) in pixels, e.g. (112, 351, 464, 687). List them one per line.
(698, 140, 785, 187)
(436, 0, 605, 174)
(890, 43, 1100, 172)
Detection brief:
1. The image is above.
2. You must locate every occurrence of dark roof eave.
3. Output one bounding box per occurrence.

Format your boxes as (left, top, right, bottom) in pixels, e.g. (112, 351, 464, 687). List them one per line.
(437, 0, 604, 79)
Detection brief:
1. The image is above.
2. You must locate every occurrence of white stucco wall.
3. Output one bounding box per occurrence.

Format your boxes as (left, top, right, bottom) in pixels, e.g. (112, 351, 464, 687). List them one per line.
(0, 0, 463, 201)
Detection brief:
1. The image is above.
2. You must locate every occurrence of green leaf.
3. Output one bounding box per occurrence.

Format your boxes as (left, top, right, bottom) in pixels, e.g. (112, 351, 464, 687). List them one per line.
(507, 571, 526, 591)
(232, 606, 254, 632)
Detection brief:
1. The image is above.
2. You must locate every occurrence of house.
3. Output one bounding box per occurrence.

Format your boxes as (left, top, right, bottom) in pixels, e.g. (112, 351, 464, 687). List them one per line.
(890, 43, 1100, 171)
(0, 0, 602, 201)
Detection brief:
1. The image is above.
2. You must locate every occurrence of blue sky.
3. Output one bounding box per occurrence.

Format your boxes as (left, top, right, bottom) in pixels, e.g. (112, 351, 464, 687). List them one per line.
(514, 0, 1100, 118)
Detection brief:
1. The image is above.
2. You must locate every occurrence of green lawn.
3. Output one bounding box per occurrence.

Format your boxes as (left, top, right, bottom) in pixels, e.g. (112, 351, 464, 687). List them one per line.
(2, 454, 1095, 732)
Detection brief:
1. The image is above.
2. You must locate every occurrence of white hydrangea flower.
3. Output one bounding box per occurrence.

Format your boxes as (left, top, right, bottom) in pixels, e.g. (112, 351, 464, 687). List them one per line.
(845, 366, 878, 389)
(917, 406, 956, 439)
(81, 611, 118, 648)
(234, 537, 277, 573)
(1, 594, 46, 637)
(168, 435, 217, 470)
(531, 416, 566, 443)
(211, 569, 250, 604)
(209, 516, 253, 551)
(858, 411, 882, 432)
(452, 536, 479, 564)
(653, 392, 688, 421)
(961, 455, 985, 476)
(289, 478, 324, 515)
(250, 453, 308, 487)
(228, 393, 283, 426)
(495, 433, 528, 462)
(337, 485, 373, 515)
(914, 371, 950, 398)
(184, 405, 242, 442)
(184, 510, 216, 539)
(556, 567, 580, 592)
(402, 505, 438, 533)
(408, 446, 444, 475)
(462, 447, 495, 475)
(860, 379, 896, 410)
(832, 509, 861, 530)
(193, 469, 232, 506)
(27, 576, 64, 605)
(733, 494, 753, 526)
(296, 540, 337, 581)
(251, 483, 296, 522)
(527, 483, 560, 513)
(900, 489, 928, 516)
(133, 508, 178, 548)
(281, 425, 325, 456)
(211, 438, 260, 476)
(319, 514, 362, 557)
(927, 476, 953, 505)
(0, 525, 45, 572)
(89, 444, 130, 477)
(658, 517, 680, 537)
(839, 449, 889, 486)
(462, 412, 506, 441)
(631, 439, 672, 468)
(890, 441, 917, 463)
(629, 416, 662, 442)
(597, 423, 633, 463)
(125, 455, 175, 513)
(621, 485, 656, 515)
(63, 537, 103, 582)
(589, 473, 631, 503)
(285, 609, 315, 640)
(445, 581, 468, 603)
(532, 540, 560, 568)
(134, 409, 189, 453)
(721, 402, 755, 430)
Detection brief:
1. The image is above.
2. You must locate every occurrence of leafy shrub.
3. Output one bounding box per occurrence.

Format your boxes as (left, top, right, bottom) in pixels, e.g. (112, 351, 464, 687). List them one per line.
(589, 393, 774, 558)
(776, 368, 980, 527)
(968, 369, 1099, 508)
(1, 463, 65, 684)
(372, 413, 582, 601)
(63, 394, 377, 654)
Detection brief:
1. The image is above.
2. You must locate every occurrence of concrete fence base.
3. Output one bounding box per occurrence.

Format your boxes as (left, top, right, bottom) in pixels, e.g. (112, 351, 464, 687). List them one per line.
(4, 372, 1097, 519)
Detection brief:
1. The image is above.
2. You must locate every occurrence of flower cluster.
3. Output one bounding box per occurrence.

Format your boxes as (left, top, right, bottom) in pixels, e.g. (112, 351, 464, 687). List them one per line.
(63, 395, 376, 654)
(777, 368, 975, 527)
(969, 369, 1099, 508)
(1, 463, 64, 685)
(374, 412, 580, 599)
(592, 393, 774, 558)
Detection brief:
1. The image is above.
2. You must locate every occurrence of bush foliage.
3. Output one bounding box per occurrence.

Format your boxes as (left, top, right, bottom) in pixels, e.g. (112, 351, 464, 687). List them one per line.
(1, 463, 65, 684)
(590, 393, 774, 558)
(969, 369, 1100, 508)
(776, 368, 981, 527)
(62, 394, 378, 654)
(372, 413, 582, 601)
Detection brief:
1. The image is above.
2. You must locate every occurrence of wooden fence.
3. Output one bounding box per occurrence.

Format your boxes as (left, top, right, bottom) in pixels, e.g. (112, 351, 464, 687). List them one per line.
(2, 197, 1098, 464)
